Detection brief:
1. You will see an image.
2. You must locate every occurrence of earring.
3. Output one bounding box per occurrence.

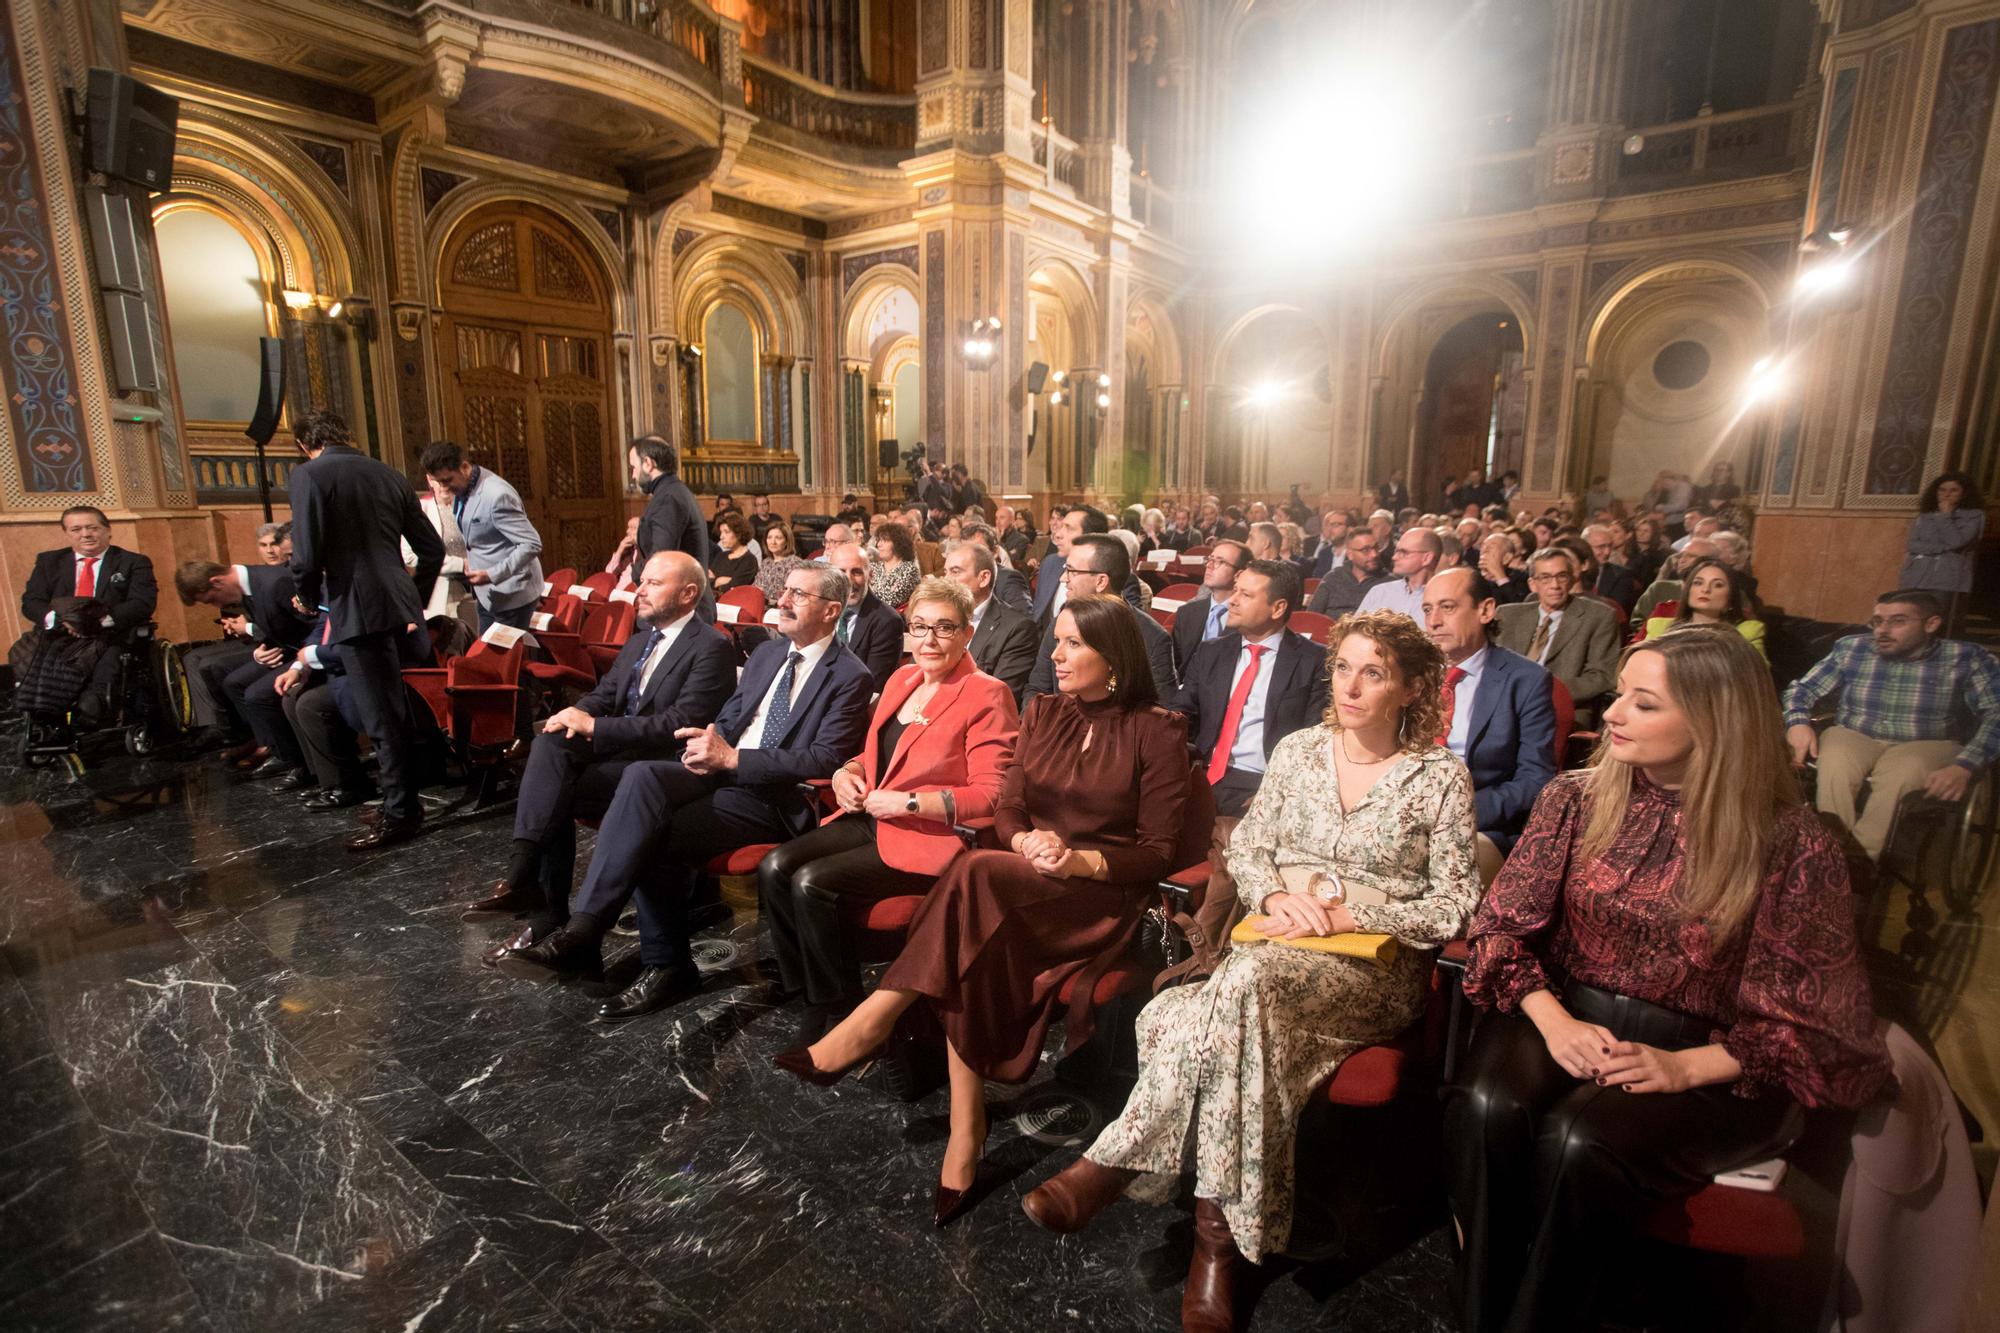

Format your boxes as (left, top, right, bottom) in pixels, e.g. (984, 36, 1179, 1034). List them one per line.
(1107, 670, 1119, 694)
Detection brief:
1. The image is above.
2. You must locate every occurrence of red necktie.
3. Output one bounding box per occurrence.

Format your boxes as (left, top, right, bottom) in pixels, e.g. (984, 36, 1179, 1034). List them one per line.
(1439, 665, 1468, 743)
(1207, 644, 1268, 785)
(74, 556, 97, 598)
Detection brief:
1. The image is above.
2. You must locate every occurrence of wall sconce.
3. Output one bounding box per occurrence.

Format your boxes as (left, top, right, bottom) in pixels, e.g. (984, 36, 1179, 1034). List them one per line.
(1094, 372, 1111, 410)
(333, 295, 374, 340)
(962, 316, 1001, 367)
(1048, 367, 1067, 404)
(280, 288, 316, 311)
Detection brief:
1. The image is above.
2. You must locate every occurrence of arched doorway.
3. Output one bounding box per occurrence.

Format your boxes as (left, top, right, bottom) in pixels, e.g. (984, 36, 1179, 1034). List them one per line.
(1414, 313, 1528, 511)
(1209, 307, 1330, 496)
(436, 202, 619, 574)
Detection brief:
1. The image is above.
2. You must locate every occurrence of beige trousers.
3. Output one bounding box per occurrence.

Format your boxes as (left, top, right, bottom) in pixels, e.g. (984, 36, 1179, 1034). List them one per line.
(1815, 725, 1962, 858)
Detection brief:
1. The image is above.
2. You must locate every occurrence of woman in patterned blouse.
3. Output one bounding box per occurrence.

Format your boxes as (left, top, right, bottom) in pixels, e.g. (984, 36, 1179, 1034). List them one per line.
(1442, 626, 1889, 1333)
(1019, 611, 1483, 1332)
(867, 521, 921, 608)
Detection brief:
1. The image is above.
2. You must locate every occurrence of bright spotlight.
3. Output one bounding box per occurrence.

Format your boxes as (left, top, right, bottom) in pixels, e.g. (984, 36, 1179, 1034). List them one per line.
(1049, 389, 1063, 405)
(1742, 356, 1787, 406)
(1244, 381, 1287, 410)
(962, 339, 979, 356)
(1095, 392, 1111, 409)
(1097, 373, 1111, 388)
(1796, 257, 1855, 301)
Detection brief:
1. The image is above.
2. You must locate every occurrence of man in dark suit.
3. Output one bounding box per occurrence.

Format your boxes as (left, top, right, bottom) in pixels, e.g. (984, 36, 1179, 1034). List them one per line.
(1171, 539, 1248, 674)
(454, 551, 735, 948)
(1424, 568, 1557, 857)
(1026, 535, 1177, 700)
(19, 506, 158, 723)
(173, 559, 320, 782)
(950, 463, 988, 517)
(962, 525, 1030, 613)
(826, 543, 905, 692)
(496, 563, 873, 1020)
(1581, 525, 1639, 614)
(630, 435, 707, 569)
(274, 618, 434, 810)
(944, 538, 1036, 702)
(1309, 509, 1351, 579)
(1172, 559, 1328, 819)
(285, 410, 444, 851)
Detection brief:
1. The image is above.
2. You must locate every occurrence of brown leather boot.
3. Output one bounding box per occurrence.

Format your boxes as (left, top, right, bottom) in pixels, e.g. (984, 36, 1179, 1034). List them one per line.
(1181, 1198, 1244, 1333)
(1021, 1157, 1139, 1234)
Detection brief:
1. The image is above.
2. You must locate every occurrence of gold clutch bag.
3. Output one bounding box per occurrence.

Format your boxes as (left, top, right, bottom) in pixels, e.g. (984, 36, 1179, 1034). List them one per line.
(1230, 917, 1399, 966)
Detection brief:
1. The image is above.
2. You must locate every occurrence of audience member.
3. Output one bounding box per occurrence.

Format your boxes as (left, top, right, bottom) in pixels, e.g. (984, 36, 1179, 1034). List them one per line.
(494, 564, 874, 1010)
(1784, 589, 2000, 859)
(1357, 525, 1441, 622)
(1446, 629, 1889, 1333)
(750, 523, 807, 603)
(419, 441, 544, 632)
(1901, 472, 1984, 634)
(780, 595, 1190, 1227)
(1309, 509, 1350, 578)
(1022, 610, 1478, 1324)
(630, 435, 708, 575)
(174, 558, 321, 783)
(760, 576, 1018, 1037)
(255, 522, 292, 566)
(1026, 535, 1176, 700)
(1644, 558, 1766, 658)
(1477, 531, 1528, 604)
(286, 411, 443, 851)
(1105, 529, 1153, 610)
(1000, 506, 1033, 566)
(709, 512, 759, 593)
(17, 506, 159, 727)
(1496, 547, 1620, 716)
(1378, 469, 1411, 513)
(458, 549, 733, 948)
(944, 539, 1037, 702)
(604, 516, 641, 589)
(1423, 568, 1557, 855)
(1580, 524, 1638, 613)
(826, 543, 905, 692)
(961, 524, 1031, 612)
(274, 612, 434, 812)
(868, 521, 922, 609)
(1309, 528, 1390, 617)
(1628, 514, 1670, 588)
(1172, 539, 1248, 672)
(746, 492, 782, 545)
(1245, 522, 1282, 563)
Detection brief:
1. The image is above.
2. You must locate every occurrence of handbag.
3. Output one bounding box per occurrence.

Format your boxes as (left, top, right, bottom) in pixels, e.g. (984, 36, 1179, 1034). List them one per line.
(1229, 917, 1398, 966)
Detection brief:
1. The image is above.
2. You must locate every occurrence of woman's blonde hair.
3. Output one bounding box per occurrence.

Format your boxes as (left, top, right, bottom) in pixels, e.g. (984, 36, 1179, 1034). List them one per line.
(907, 575, 973, 625)
(1577, 626, 1801, 943)
(1317, 610, 1446, 751)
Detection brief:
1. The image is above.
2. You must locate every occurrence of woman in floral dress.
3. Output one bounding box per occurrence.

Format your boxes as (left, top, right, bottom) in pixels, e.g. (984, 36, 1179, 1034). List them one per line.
(1021, 610, 1482, 1332)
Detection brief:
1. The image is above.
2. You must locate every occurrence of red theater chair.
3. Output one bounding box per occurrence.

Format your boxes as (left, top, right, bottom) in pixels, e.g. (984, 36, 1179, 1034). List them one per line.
(403, 632, 530, 807)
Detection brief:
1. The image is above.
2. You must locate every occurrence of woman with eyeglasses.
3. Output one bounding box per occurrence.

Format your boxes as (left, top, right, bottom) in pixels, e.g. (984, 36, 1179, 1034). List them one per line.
(777, 595, 1190, 1229)
(758, 577, 1019, 1040)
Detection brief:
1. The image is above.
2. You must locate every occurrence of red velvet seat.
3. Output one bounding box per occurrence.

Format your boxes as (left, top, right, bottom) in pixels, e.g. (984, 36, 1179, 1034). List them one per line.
(1289, 611, 1335, 645)
(1158, 581, 1201, 602)
(1641, 1183, 1805, 1258)
(704, 843, 776, 878)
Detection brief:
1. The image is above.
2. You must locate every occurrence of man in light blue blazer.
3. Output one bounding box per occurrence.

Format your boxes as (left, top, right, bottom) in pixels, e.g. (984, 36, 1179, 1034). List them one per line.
(421, 440, 545, 631)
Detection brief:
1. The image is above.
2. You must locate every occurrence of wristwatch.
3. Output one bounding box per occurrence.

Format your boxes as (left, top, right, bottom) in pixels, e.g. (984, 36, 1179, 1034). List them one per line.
(905, 794, 919, 813)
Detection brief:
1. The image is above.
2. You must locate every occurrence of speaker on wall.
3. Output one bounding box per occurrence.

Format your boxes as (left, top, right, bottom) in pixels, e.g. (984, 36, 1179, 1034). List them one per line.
(877, 439, 899, 470)
(100, 291, 164, 392)
(82, 187, 146, 293)
(86, 70, 180, 192)
(245, 337, 287, 447)
(1026, 361, 1049, 395)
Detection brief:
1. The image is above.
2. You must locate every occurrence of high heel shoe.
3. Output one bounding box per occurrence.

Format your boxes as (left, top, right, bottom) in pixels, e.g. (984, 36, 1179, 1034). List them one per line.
(772, 1038, 885, 1088)
(933, 1125, 990, 1229)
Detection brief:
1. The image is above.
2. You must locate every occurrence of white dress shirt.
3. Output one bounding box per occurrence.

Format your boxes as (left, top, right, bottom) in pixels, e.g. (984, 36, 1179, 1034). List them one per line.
(737, 633, 835, 750)
(635, 609, 695, 698)
(1225, 630, 1285, 775)
(1532, 608, 1565, 664)
(1358, 577, 1427, 622)
(1444, 646, 1488, 760)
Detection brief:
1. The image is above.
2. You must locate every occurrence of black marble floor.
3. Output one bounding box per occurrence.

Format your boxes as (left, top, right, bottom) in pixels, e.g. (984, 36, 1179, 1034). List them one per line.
(0, 729, 1461, 1333)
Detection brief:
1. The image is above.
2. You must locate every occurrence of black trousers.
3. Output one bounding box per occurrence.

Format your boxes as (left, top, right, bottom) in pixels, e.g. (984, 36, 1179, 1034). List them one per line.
(184, 640, 252, 729)
(574, 760, 803, 970)
(1441, 983, 1802, 1333)
(341, 630, 423, 824)
(512, 730, 638, 930)
(283, 681, 367, 793)
(757, 814, 932, 1009)
(223, 657, 303, 766)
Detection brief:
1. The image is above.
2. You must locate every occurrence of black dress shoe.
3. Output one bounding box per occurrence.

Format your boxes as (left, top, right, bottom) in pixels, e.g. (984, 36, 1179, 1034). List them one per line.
(299, 786, 376, 810)
(594, 966, 699, 1022)
(227, 745, 273, 772)
(218, 740, 260, 764)
(346, 818, 422, 852)
(459, 882, 540, 922)
(492, 927, 602, 982)
(269, 768, 316, 793)
(482, 922, 546, 969)
(248, 755, 292, 779)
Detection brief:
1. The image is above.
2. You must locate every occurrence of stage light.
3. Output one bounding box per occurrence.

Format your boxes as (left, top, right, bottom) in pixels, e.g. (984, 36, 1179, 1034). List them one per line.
(1244, 380, 1287, 409)
(1097, 373, 1110, 388)
(1795, 256, 1855, 301)
(1095, 392, 1111, 409)
(325, 300, 343, 319)
(1049, 389, 1063, 405)
(1742, 356, 1786, 406)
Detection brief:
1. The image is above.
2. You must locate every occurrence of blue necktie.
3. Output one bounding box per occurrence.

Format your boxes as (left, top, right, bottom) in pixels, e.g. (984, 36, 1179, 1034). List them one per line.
(759, 650, 804, 746)
(1206, 600, 1227, 641)
(622, 628, 663, 714)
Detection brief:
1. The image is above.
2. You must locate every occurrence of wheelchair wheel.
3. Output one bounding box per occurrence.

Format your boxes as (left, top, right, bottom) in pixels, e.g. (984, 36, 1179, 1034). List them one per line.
(1944, 770, 1999, 915)
(61, 751, 86, 780)
(150, 637, 193, 735)
(124, 727, 154, 757)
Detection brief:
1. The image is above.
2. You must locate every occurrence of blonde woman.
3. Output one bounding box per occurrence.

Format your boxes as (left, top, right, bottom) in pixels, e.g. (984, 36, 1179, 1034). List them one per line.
(1021, 611, 1482, 1331)
(1443, 628, 1890, 1333)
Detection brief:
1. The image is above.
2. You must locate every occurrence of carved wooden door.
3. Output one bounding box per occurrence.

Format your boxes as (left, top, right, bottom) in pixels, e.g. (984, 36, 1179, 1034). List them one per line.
(437, 204, 619, 575)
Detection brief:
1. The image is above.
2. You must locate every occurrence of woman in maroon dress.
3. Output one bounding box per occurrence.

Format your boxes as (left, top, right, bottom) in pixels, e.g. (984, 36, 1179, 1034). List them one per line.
(1443, 626, 1891, 1333)
(776, 594, 1191, 1226)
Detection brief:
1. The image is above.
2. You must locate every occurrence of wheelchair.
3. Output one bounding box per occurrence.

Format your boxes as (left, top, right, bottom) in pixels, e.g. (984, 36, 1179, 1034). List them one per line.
(1878, 766, 1999, 919)
(16, 624, 192, 778)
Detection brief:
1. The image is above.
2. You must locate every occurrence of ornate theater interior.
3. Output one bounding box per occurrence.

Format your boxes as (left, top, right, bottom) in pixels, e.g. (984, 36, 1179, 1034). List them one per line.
(1, 0, 1997, 1329)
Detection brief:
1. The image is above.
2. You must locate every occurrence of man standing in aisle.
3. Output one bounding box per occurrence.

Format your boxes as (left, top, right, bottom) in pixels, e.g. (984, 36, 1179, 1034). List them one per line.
(419, 441, 544, 631)
(286, 411, 443, 851)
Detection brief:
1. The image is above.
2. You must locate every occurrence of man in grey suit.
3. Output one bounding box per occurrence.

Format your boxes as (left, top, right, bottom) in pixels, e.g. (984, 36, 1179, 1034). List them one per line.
(1025, 534, 1176, 701)
(420, 441, 544, 631)
(1495, 546, 1622, 721)
(944, 538, 1036, 702)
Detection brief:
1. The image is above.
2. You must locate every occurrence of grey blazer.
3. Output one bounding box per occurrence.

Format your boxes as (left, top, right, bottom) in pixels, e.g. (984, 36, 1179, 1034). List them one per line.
(1495, 596, 1622, 707)
(453, 468, 545, 612)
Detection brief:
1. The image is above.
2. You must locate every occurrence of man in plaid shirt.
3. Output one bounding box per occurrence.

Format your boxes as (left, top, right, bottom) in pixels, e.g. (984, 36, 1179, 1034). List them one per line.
(1785, 589, 2000, 858)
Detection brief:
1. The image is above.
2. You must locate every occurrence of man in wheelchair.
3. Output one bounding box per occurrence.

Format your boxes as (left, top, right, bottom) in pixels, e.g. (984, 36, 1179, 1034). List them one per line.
(1784, 588, 2000, 860)
(12, 506, 159, 734)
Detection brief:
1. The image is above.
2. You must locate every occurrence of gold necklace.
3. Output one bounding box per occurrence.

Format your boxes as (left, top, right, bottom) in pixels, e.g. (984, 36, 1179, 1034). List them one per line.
(1338, 729, 1398, 766)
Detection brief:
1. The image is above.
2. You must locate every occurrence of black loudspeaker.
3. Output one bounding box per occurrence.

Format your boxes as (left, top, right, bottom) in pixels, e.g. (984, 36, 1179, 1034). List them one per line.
(100, 291, 163, 391)
(86, 69, 180, 192)
(82, 187, 145, 292)
(245, 337, 286, 446)
(1026, 361, 1049, 394)
(878, 439, 899, 469)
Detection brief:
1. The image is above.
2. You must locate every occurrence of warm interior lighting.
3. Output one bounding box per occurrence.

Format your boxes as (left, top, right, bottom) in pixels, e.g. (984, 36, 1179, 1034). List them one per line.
(1795, 257, 1855, 300)
(1095, 391, 1111, 408)
(1741, 355, 1787, 406)
(1244, 380, 1288, 409)
(280, 288, 315, 310)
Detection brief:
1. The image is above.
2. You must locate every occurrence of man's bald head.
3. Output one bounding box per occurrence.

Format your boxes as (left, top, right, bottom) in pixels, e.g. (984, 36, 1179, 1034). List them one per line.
(821, 522, 854, 549)
(828, 541, 871, 604)
(637, 550, 704, 625)
(1676, 538, 1717, 575)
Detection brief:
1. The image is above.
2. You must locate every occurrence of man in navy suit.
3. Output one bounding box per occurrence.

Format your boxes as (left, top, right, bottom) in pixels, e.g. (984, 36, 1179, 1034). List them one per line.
(1423, 567, 1557, 856)
(825, 542, 905, 692)
(497, 563, 873, 1021)
(1173, 559, 1329, 819)
(273, 619, 433, 812)
(18, 506, 158, 723)
(285, 411, 444, 849)
(1026, 535, 1177, 700)
(454, 551, 735, 945)
(173, 559, 320, 782)
(1170, 539, 1248, 675)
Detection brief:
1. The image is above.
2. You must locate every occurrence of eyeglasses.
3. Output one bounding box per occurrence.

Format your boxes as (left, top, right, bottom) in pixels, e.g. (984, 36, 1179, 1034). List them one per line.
(778, 587, 843, 605)
(1061, 566, 1106, 582)
(907, 621, 965, 639)
(1204, 555, 1242, 569)
(1529, 572, 1576, 585)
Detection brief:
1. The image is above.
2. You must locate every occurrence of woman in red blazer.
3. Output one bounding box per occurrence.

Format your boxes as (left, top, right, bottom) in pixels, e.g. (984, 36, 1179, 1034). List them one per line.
(757, 576, 1019, 1038)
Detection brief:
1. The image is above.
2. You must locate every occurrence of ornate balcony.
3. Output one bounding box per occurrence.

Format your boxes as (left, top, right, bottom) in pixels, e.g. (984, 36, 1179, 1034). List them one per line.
(1614, 101, 1805, 191)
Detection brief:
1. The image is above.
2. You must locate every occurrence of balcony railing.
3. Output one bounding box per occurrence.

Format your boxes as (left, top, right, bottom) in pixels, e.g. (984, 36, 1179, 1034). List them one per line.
(1130, 174, 1175, 234)
(1032, 124, 1082, 195)
(1614, 101, 1803, 189)
(743, 56, 915, 154)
